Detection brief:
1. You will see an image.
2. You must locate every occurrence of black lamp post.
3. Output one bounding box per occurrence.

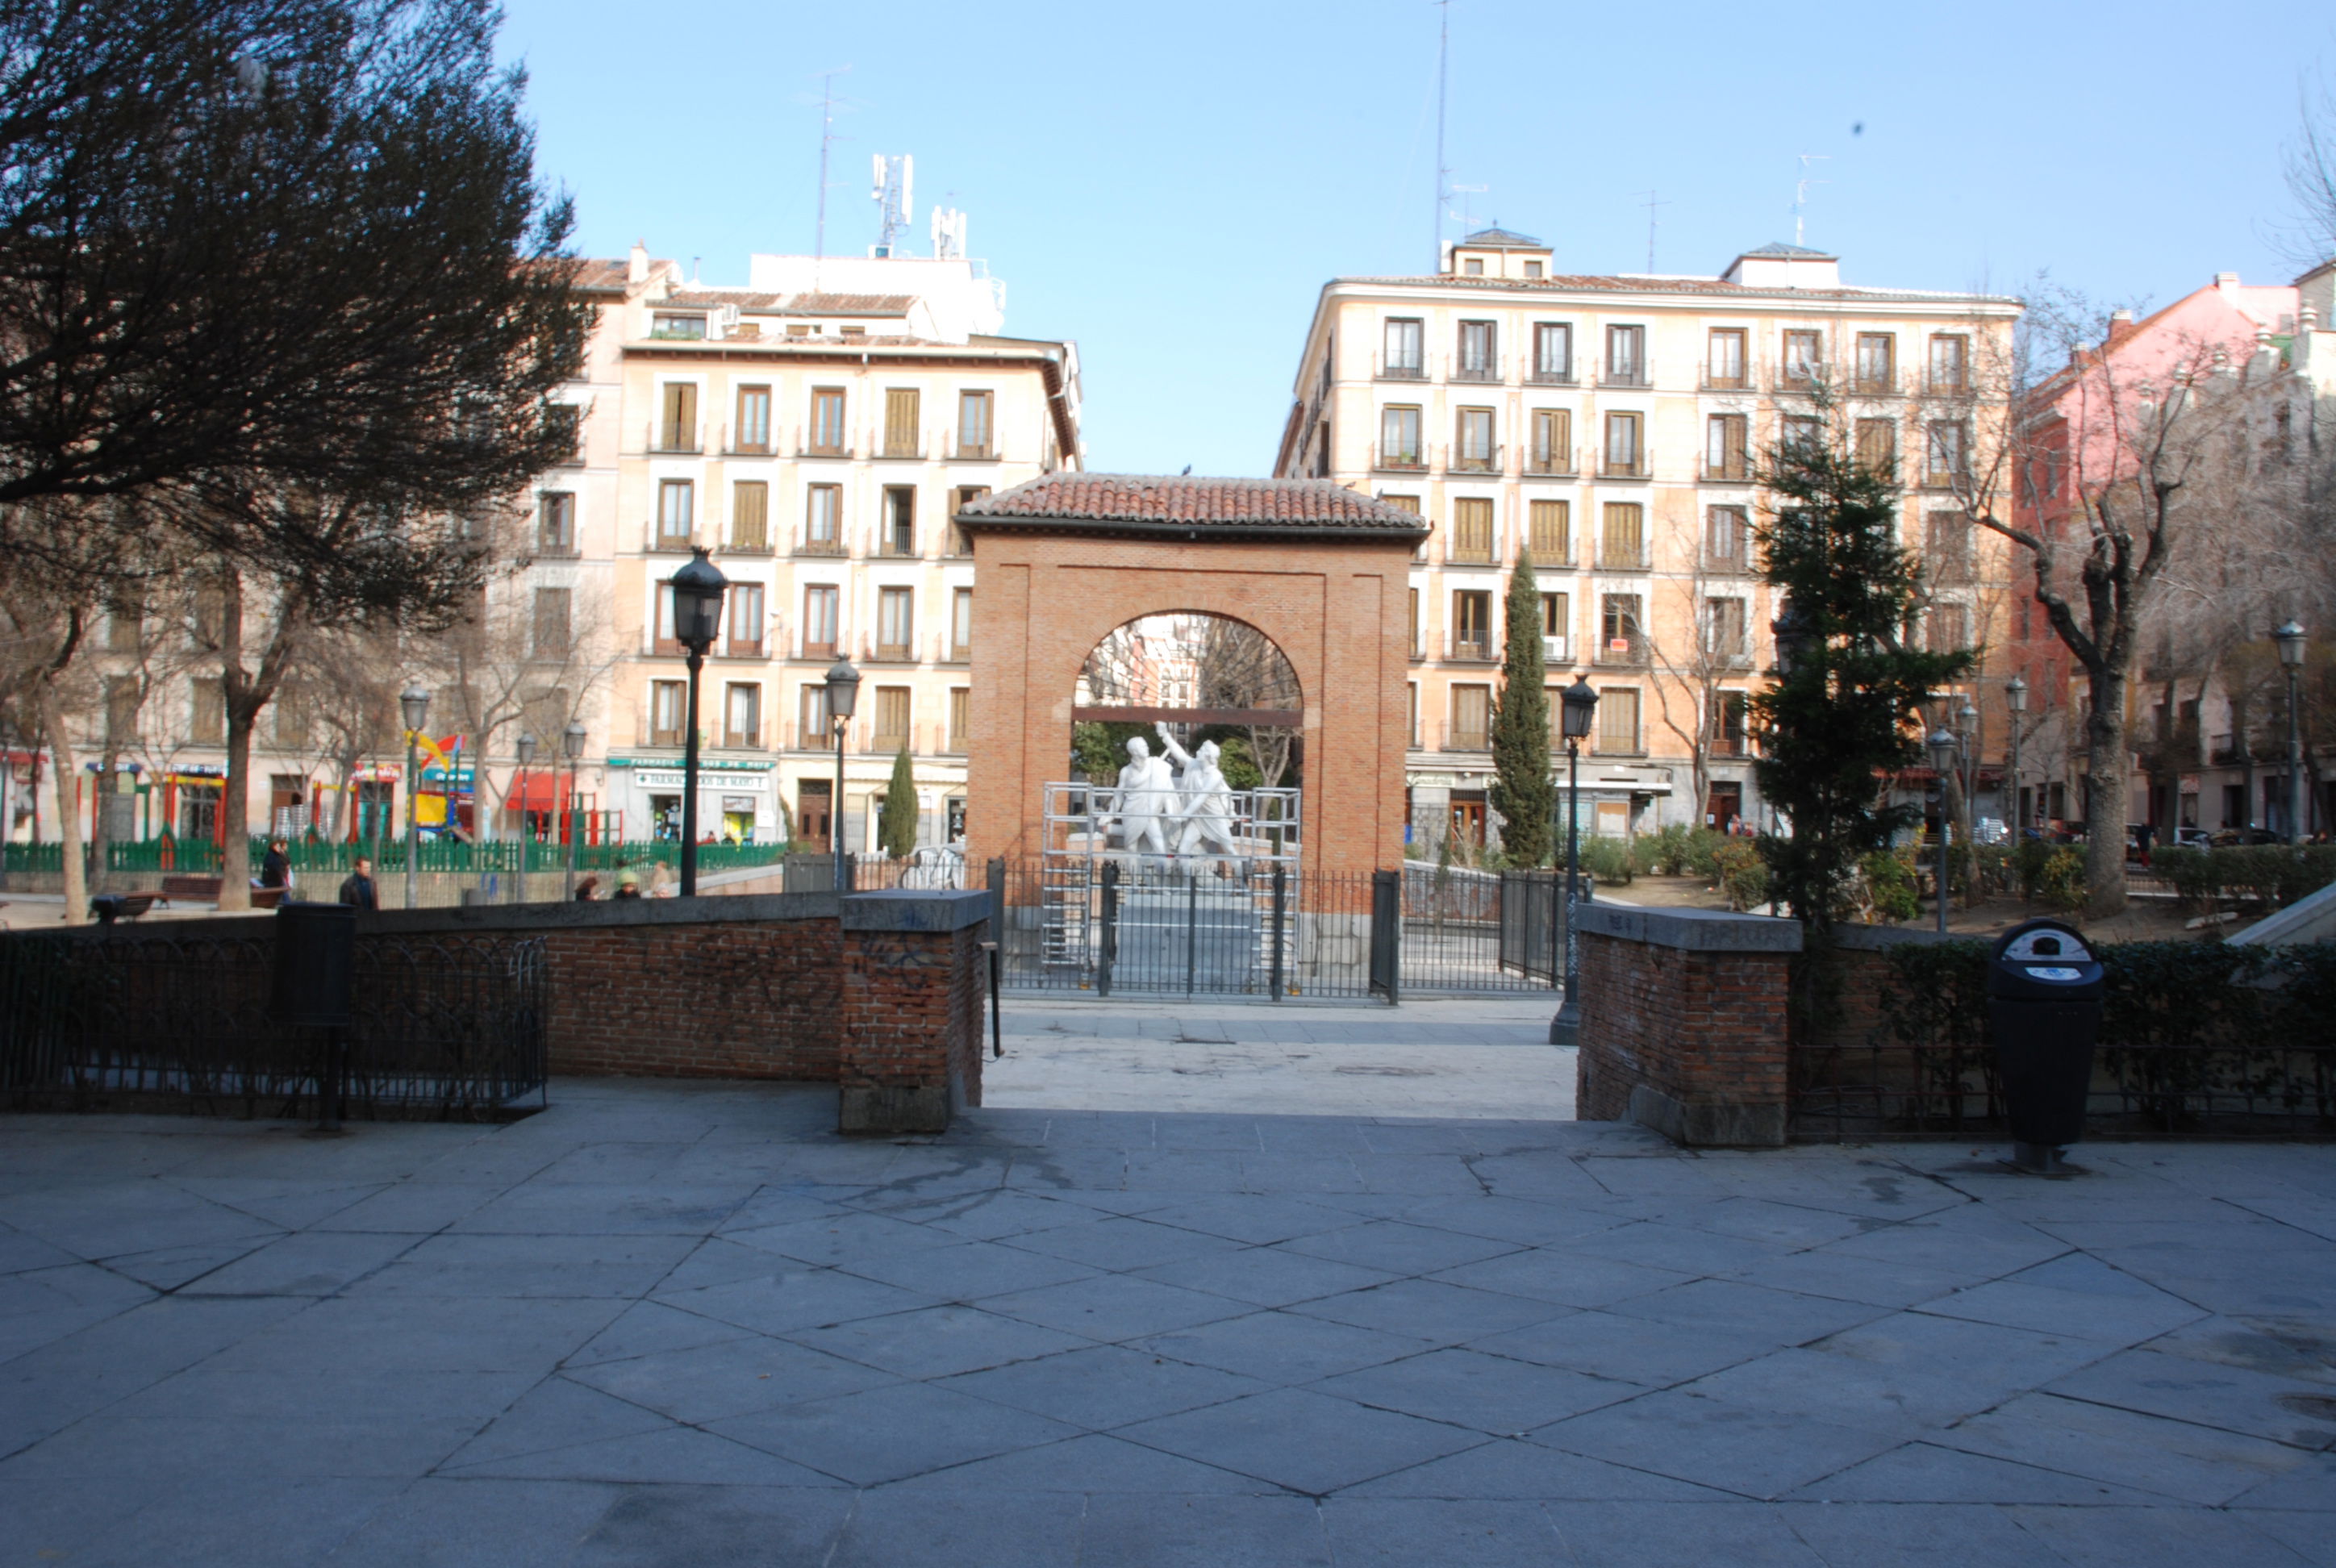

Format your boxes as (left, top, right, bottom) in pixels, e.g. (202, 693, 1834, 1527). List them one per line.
(513, 731, 536, 903)
(2005, 675, 2029, 837)
(399, 684, 430, 910)
(1550, 675, 1600, 1045)
(827, 657, 861, 892)
(562, 720, 586, 900)
(2276, 619, 2307, 844)
(1927, 726, 1959, 935)
(670, 548, 729, 895)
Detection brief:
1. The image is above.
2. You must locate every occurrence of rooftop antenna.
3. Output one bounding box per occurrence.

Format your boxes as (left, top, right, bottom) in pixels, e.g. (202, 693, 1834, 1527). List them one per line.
(1640, 190, 1671, 271)
(1792, 153, 1830, 248)
(1448, 185, 1487, 234)
(871, 154, 913, 257)
(811, 67, 850, 286)
(1431, 0, 1450, 270)
(930, 205, 967, 261)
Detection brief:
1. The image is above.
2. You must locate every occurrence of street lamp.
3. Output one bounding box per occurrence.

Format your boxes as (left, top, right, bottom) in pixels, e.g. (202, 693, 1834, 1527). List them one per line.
(1550, 676, 1600, 1046)
(2276, 620, 2307, 844)
(513, 732, 536, 903)
(670, 548, 729, 895)
(1927, 726, 1959, 935)
(562, 720, 586, 900)
(827, 657, 862, 892)
(399, 684, 430, 909)
(2006, 675, 2029, 838)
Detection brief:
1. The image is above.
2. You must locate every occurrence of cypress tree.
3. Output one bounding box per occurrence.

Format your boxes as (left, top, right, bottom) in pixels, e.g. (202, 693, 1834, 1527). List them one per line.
(878, 747, 920, 857)
(1490, 551, 1554, 866)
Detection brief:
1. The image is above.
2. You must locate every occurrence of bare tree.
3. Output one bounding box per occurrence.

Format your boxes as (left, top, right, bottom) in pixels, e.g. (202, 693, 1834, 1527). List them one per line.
(1641, 504, 1758, 824)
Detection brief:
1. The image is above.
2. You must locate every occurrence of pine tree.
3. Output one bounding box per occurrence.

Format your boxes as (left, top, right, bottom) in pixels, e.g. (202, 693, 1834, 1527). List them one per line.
(877, 747, 920, 857)
(1753, 436, 1971, 935)
(1490, 551, 1554, 866)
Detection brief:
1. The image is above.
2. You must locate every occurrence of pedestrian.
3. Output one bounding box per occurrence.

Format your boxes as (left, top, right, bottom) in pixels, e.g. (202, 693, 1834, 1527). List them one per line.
(649, 861, 675, 898)
(574, 874, 599, 901)
(612, 869, 641, 900)
(258, 837, 291, 890)
(337, 855, 378, 910)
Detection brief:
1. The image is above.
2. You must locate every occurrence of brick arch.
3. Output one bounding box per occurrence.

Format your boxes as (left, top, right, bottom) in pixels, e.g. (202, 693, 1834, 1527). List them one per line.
(1074, 607, 1304, 716)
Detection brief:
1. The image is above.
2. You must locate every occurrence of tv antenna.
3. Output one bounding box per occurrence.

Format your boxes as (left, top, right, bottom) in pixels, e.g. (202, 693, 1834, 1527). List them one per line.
(1792, 153, 1830, 248)
(1447, 184, 1487, 233)
(1640, 190, 1671, 271)
(930, 205, 967, 261)
(871, 154, 913, 256)
(1431, 0, 1450, 269)
(811, 67, 851, 282)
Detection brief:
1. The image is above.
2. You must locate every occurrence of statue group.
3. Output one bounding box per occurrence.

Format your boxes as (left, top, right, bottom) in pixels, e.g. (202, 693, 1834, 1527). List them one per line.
(1107, 723, 1244, 864)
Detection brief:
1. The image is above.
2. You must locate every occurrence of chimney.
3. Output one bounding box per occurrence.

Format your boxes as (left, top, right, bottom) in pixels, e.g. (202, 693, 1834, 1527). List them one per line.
(2105, 308, 2136, 347)
(628, 240, 649, 284)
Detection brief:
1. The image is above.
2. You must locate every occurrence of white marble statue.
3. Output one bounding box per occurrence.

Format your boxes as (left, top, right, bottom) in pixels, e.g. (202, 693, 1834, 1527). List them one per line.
(1155, 723, 1242, 859)
(1109, 736, 1178, 858)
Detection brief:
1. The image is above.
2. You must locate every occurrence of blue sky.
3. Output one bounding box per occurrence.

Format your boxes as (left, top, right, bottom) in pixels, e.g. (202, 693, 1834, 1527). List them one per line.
(500, 0, 2331, 475)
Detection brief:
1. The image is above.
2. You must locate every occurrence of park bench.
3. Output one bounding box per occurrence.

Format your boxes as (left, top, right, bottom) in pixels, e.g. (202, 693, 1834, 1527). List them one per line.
(157, 875, 287, 909)
(87, 892, 158, 924)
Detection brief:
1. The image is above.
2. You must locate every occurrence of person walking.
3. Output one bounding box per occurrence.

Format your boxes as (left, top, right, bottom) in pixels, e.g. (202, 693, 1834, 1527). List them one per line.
(612, 869, 642, 900)
(574, 874, 600, 901)
(337, 856, 378, 910)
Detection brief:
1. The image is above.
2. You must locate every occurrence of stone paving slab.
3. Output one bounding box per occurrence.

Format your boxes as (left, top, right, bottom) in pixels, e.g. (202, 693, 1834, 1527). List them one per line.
(2, 1082, 2335, 1564)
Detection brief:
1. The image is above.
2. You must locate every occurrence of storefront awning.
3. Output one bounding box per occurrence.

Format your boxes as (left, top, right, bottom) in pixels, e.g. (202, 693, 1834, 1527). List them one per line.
(507, 769, 580, 811)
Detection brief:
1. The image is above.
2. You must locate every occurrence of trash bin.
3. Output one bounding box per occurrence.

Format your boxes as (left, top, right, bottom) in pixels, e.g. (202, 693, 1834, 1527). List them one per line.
(1986, 917, 2105, 1173)
(271, 902, 356, 1028)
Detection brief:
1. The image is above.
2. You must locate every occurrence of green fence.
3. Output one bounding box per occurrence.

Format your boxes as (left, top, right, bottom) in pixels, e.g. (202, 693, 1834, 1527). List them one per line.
(78, 838, 794, 878)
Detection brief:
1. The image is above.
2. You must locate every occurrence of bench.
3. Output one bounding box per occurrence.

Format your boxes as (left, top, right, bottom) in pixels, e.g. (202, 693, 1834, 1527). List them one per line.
(160, 874, 220, 903)
(88, 892, 158, 924)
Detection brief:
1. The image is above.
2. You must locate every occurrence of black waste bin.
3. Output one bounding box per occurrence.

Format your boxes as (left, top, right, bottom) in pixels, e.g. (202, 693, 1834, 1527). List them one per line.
(271, 902, 356, 1027)
(1986, 917, 2105, 1172)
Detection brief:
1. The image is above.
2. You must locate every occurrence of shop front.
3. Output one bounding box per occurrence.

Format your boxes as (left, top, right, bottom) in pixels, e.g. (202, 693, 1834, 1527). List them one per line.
(609, 757, 780, 844)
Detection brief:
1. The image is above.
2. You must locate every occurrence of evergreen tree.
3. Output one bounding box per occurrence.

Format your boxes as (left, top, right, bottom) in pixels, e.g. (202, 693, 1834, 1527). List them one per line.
(1490, 551, 1554, 866)
(1754, 436, 1971, 936)
(877, 747, 919, 857)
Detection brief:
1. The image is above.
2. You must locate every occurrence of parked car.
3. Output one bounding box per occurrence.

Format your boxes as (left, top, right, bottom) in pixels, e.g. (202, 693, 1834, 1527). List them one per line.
(1972, 816, 2009, 846)
(2173, 826, 2214, 849)
(2209, 826, 2280, 846)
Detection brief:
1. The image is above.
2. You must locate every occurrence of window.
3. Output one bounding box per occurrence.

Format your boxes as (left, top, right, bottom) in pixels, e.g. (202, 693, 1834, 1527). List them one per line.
(731, 481, 770, 551)
(1707, 328, 1747, 387)
(804, 484, 842, 552)
(1542, 591, 1571, 657)
(949, 687, 970, 752)
(1529, 498, 1571, 562)
(650, 313, 705, 340)
(649, 680, 685, 746)
(800, 683, 832, 742)
(2015, 597, 2031, 640)
(881, 486, 916, 556)
(1533, 323, 1573, 381)
(1854, 418, 1896, 476)
(1783, 415, 1824, 455)
(1926, 421, 1971, 485)
(883, 388, 920, 457)
(1454, 408, 1496, 471)
(653, 577, 677, 649)
(1604, 324, 1646, 385)
(1703, 597, 1748, 657)
(1380, 405, 1424, 466)
(949, 486, 987, 554)
(1383, 317, 1424, 376)
(956, 390, 994, 457)
(877, 586, 915, 659)
(1781, 329, 1824, 388)
(1854, 333, 1896, 393)
(106, 598, 143, 653)
(1452, 498, 1495, 563)
(728, 582, 765, 656)
(802, 585, 839, 657)
(1603, 411, 1642, 476)
(1408, 586, 1420, 654)
(1381, 493, 1420, 515)
(724, 683, 761, 749)
(1462, 256, 1484, 275)
(735, 385, 771, 451)
(1926, 602, 1971, 653)
(1705, 505, 1748, 566)
(1523, 260, 1543, 278)
(549, 403, 582, 461)
(1704, 414, 1748, 479)
(1456, 320, 1497, 380)
(1600, 593, 1644, 656)
(657, 479, 694, 548)
(1409, 683, 1420, 745)
(1712, 690, 1750, 756)
(839, 324, 866, 338)
(1596, 686, 1641, 753)
(1925, 511, 1975, 582)
(1529, 408, 1571, 473)
(532, 587, 571, 657)
(874, 686, 911, 752)
(659, 382, 698, 450)
(1453, 589, 1494, 658)
(1928, 334, 1969, 393)
(1450, 684, 1491, 749)
(809, 388, 847, 453)
(1600, 503, 1645, 569)
(106, 677, 140, 743)
(537, 492, 576, 553)
(950, 586, 974, 659)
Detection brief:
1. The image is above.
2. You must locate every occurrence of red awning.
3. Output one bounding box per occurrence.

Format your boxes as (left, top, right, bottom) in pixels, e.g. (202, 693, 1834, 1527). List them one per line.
(507, 769, 579, 811)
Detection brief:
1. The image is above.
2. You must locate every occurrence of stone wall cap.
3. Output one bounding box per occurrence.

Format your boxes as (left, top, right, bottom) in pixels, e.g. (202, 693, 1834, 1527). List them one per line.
(4, 892, 845, 946)
(1576, 901, 1804, 953)
(839, 888, 995, 933)
(1829, 924, 1970, 952)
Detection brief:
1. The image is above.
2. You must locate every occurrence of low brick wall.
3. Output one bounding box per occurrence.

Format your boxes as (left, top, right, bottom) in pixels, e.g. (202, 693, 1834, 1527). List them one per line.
(836, 892, 993, 1134)
(1802, 924, 1959, 1053)
(1573, 903, 1802, 1148)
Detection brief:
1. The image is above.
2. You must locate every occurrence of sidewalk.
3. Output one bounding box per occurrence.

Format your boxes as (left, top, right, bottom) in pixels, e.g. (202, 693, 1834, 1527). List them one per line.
(2, 1082, 2331, 1565)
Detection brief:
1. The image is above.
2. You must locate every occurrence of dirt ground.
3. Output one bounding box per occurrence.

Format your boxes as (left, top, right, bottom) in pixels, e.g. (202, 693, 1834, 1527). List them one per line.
(1604, 874, 2238, 944)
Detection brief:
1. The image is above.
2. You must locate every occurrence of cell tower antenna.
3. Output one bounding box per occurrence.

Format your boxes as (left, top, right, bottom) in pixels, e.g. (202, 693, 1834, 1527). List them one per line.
(811, 67, 850, 284)
(871, 154, 914, 257)
(1792, 153, 1830, 248)
(1640, 190, 1671, 272)
(1432, 0, 1450, 271)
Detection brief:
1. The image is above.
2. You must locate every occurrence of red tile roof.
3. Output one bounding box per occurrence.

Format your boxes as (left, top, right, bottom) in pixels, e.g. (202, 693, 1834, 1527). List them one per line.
(959, 474, 1429, 536)
(569, 259, 632, 293)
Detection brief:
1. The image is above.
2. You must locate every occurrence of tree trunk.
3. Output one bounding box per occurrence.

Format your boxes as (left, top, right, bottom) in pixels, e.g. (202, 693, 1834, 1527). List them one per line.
(41, 691, 85, 922)
(2083, 665, 2130, 917)
(86, 749, 113, 895)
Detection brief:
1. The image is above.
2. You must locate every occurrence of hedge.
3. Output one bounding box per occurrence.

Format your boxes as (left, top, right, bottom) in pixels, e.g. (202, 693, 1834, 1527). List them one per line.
(2151, 845, 2336, 911)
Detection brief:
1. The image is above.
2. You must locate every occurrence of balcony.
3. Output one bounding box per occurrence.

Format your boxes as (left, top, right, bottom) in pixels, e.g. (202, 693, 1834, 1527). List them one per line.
(1776, 369, 1823, 394)
(1450, 444, 1502, 475)
(1374, 356, 1428, 382)
(647, 423, 702, 455)
(947, 640, 972, 664)
(1525, 539, 1575, 568)
(1853, 374, 1897, 396)
(725, 639, 765, 661)
(873, 640, 916, 663)
(1527, 365, 1576, 386)
(725, 528, 772, 556)
(1700, 371, 1752, 392)
(943, 525, 973, 557)
(1700, 457, 1750, 482)
(878, 437, 925, 461)
(1700, 548, 1754, 576)
(649, 726, 684, 747)
(799, 426, 851, 459)
(1599, 448, 1651, 480)
(647, 527, 695, 554)
(1596, 539, 1650, 571)
(1524, 448, 1577, 477)
(1446, 540, 1498, 568)
(1449, 632, 1495, 661)
(532, 535, 580, 559)
(1543, 635, 1571, 665)
(945, 436, 997, 461)
(803, 639, 838, 661)
(1445, 721, 1490, 752)
(877, 532, 919, 560)
(721, 729, 761, 750)
(1928, 374, 1971, 396)
(1593, 634, 1647, 667)
(1450, 358, 1502, 385)
(1704, 638, 1754, 670)
(723, 424, 774, 456)
(1710, 734, 1752, 759)
(1924, 469, 1971, 492)
(1373, 444, 1429, 473)
(795, 532, 846, 557)
(1598, 364, 1651, 390)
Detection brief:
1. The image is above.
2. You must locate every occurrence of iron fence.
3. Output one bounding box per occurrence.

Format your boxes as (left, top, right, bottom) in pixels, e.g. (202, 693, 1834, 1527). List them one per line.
(0, 931, 547, 1120)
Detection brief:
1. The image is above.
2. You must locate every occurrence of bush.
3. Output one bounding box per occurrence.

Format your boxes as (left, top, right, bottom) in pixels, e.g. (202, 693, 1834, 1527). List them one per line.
(2154, 844, 2336, 911)
(1712, 838, 1770, 911)
(1579, 836, 1636, 886)
(1859, 848, 1921, 924)
(1970, 844, 2017, 899)
(2034, 847, 2088, 912)
(1635, 824, 1726, 878)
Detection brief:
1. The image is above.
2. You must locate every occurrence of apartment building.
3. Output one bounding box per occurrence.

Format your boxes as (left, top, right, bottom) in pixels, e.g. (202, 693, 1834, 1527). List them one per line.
(1273, 227, 2019, 847)
(566, 244, 1082, 852)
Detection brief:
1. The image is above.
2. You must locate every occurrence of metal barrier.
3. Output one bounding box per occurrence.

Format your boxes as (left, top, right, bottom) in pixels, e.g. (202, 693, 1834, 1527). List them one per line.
(0, 931, 547, 1120)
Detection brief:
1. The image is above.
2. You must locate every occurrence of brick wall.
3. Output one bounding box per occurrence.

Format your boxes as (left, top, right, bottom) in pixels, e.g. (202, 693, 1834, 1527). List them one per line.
(546, 916, 840, 1080)
(1571, 903, 1800, 1147)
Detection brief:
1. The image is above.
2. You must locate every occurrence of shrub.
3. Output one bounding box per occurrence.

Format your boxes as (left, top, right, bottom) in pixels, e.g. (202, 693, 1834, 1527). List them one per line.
(1579, 836, 1636, 886)
(1859, 848, 1921, 924)
(2035, 847, 2088, 912)
(1636, 824, 1727, 878)
(2146, 844, 2336, 912)
(1712, 838, 1770, 911)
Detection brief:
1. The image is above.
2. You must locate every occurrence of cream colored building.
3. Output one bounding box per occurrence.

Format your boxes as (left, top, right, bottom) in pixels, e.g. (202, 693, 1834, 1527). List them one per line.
(1273, 227, 2019, 848)
(532, 244, 1081, 852)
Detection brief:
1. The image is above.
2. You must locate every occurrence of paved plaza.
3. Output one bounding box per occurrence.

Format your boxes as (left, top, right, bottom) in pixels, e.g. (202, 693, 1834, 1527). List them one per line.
(2, 1073, 2334, 1565)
